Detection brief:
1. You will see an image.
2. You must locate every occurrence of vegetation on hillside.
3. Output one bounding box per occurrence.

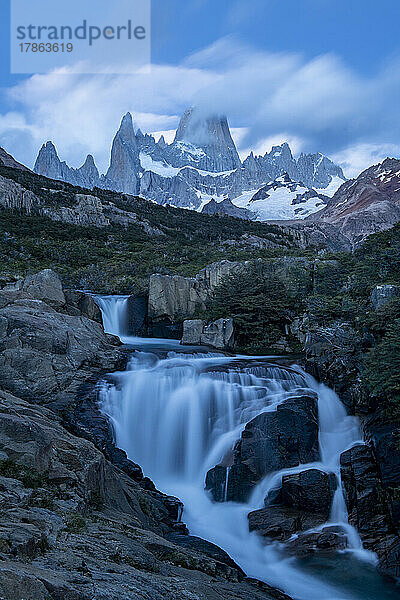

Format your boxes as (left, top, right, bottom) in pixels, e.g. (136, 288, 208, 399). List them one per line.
(0, 165, 311, 293)
(1, 164, 400, 417)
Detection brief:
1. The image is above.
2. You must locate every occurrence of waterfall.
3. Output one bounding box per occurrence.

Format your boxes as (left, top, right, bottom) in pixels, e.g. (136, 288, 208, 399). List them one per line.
(98, 343, 393, 600)
(93, 294, 130, 337)
(94, 295, 393, 599)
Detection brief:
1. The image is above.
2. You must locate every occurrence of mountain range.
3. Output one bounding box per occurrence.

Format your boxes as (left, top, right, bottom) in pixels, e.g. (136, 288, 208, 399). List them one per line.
(34, 108, 346, 218)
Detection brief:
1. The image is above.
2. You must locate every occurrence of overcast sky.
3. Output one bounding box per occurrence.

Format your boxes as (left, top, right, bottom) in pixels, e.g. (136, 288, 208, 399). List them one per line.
(0, 0, 399, 177)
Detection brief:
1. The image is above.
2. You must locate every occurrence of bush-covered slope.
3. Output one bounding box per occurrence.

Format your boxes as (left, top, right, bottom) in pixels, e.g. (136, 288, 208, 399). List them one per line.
(0, 164, 311, 293)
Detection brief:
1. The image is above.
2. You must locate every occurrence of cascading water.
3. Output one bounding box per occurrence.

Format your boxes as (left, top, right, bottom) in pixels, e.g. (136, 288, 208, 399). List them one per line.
(93, 294, 130, 337)
(97, 296, 398, 600)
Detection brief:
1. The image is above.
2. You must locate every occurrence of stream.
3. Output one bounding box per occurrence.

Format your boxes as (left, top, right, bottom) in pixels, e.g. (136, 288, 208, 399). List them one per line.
(94, 294, 400, 600)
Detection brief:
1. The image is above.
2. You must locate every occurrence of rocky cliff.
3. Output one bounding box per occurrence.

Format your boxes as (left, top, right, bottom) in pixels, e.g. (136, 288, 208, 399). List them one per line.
(148, 260, 245, 323)
(309, 158, 400, 246)
(0, 270, 291, 600)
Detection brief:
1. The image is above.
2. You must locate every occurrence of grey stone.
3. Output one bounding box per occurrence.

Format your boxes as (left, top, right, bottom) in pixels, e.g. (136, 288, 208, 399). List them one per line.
(22, 269, 65, 307)
(181, 318, 234, 350)
(0, 391, 287, 600)
(149, 260, 244, 322)
(181, 319, 205, 345)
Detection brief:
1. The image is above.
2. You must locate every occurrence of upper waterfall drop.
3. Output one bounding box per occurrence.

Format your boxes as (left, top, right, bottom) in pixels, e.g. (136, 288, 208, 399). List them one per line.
(94, 294, 130, 337)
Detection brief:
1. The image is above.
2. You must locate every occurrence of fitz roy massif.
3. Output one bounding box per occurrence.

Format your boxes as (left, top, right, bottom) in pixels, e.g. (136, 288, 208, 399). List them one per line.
(34, 108, 345, 219)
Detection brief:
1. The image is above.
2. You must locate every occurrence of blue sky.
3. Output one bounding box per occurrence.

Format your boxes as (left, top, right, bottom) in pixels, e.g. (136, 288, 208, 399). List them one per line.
(1, 0, 400, 176)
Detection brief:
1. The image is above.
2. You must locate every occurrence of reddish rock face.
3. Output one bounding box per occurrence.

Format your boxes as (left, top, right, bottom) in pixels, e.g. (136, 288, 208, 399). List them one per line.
(309, 158, 400, 246)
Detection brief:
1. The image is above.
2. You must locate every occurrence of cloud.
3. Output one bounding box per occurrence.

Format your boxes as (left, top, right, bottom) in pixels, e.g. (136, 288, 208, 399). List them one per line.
(331, 143, 400, 179)
(0, 37, 399, 176)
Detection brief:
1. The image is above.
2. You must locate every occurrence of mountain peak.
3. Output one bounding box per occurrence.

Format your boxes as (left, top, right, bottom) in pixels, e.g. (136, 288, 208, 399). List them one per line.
(42, 141, 58, 156)
(82, 154, 96, 167)
(173, 106, 241, 171)
(117, 112, 136, 141)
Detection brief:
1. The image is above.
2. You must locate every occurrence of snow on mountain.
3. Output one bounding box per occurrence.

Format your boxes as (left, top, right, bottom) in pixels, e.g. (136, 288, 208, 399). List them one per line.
(139, 153, 180, 178)
(231, 174, 328, 221)
(33, 108, 346, 219)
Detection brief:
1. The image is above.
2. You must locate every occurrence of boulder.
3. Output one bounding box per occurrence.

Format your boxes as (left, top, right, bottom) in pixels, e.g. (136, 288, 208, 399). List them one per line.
(22, 269, 65, 307)
(181, 319, 205, 345)
(165, 533, 245, 576)
(205, 464, 257, 503)
(285, 526, 347, 557)
(0, 287, 123, 407)
(206, 393, 319, 502)
(248, 506, 323, 542)
(280, 469, 337, 519)
(181, 317, 234, 350)
(201, 318, 234, 350)
(237, 394, 319, 481)
(248, 469, 338, 550)
(371, 284, 400, 309)
(64, 289, 103, 321)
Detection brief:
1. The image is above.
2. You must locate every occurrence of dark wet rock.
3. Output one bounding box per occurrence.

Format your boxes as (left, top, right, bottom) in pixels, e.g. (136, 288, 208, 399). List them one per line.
(206, 463, 257, 503)
(286, 526, 347, 557)
(206, 393, 319, 503)
(248, 506, 324, 542)
(147, 318, 183, 340)
(237, 394, 319, 480)
(340, 444, 393, 542)
(340, 443, 400, 579)
(367, 422, 400, 527)
(126, 294, 147, 335)
(249, 468, 338, 552)
(280, 469, 337, 518)
(64, 289, 103, 322)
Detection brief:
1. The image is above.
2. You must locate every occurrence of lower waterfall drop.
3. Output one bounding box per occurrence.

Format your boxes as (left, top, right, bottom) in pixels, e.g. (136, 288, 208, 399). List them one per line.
(96, 297, 397, 600)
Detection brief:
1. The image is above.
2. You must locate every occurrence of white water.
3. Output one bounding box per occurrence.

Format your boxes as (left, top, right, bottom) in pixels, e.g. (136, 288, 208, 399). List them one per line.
(95, 296, 393, 600)
(93, 294, 130, 337)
